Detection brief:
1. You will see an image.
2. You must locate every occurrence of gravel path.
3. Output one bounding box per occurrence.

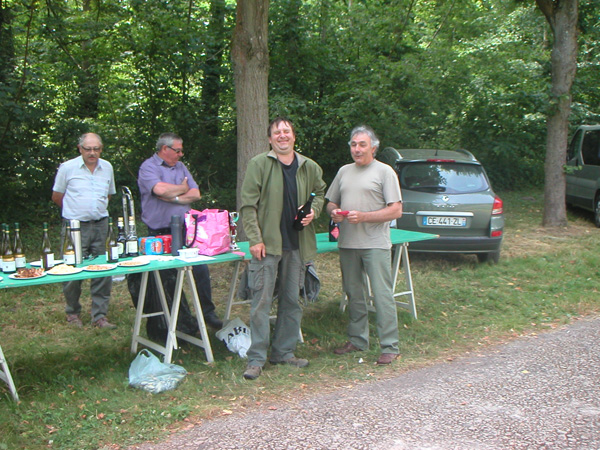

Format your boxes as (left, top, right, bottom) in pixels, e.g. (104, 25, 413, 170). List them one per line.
(129, 317, 600, 450)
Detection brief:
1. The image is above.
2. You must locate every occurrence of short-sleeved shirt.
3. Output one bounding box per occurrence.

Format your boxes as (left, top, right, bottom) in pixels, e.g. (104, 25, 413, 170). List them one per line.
(52, 156, 116, 221)
(138, 153, 199, 229)
(326, 159, 402, 249)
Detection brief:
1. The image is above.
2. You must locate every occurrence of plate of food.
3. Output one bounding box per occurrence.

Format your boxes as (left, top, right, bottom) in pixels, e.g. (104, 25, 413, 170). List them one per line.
(30, 259, 63, 267)
(118, 259, 151, 268)
(9, 268, 46, 280)
(83, 264, 117, 272)
(47, 265, 83, 276)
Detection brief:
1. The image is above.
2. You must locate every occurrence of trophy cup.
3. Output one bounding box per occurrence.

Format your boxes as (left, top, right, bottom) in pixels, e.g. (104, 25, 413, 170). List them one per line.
(229, 211, 240, 251)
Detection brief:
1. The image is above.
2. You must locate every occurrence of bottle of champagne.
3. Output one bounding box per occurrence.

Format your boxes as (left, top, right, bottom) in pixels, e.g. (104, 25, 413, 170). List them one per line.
(116, 217, 126, 258)
(293, 192, 316, 231)
(2, 228, 16, 273)
(328, 219, 340, 242)
(13, 222, 26, 268)
(62, 224, 76, 266)
(0, 224, 6, 272)
(126, 216, 139, 257)
(105, 218, 119, 263)
(41, 222, 55, 270)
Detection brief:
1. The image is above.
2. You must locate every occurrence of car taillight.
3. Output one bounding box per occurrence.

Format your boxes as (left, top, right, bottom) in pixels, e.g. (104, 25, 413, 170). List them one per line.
(492, 196, 503, 215)
(491, 230, 503, 237)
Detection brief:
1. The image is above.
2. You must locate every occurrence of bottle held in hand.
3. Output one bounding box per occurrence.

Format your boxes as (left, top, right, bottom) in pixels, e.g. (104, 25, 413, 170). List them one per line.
(328, 219, 340, 242)
(293, 193, 316, 231)
(41, 222, 55, 270)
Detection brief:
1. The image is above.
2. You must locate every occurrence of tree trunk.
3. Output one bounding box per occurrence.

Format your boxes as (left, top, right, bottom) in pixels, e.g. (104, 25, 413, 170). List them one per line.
(232, 0, 270, 234)
(201, 0, 227, 140)
(536, 0, 578, 228)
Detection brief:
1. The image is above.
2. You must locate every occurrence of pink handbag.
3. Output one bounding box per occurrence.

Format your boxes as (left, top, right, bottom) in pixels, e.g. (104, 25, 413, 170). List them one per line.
(184, 209, 231, 256)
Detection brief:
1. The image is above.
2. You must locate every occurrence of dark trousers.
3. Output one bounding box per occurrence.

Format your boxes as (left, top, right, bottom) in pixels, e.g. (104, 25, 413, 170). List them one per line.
(147, 227, 216, 315)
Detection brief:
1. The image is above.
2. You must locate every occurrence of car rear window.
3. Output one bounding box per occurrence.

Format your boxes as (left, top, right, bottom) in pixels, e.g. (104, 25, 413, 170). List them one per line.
(398, 162, 489, 194)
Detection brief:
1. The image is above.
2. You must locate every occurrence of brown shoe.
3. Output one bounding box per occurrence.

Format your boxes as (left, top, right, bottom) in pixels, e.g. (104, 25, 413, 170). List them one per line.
(93, 317, 117, 329)
(334, 341, 362, 355)
(376, 353, 399, 365)
(243, 365, 262, 380)
(66, 314, 83, 328)
(270, 357, 309, 368)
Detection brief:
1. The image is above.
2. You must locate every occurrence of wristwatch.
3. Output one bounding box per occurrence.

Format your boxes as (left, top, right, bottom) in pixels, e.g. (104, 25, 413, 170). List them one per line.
(175, 196, 179, 203)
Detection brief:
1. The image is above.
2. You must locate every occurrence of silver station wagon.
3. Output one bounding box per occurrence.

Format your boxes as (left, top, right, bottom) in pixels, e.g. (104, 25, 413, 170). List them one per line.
(378, 148, 504, 263)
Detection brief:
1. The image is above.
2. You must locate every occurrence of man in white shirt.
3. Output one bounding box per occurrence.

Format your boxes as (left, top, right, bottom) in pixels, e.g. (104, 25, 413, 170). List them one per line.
(52, 133, 117, 329)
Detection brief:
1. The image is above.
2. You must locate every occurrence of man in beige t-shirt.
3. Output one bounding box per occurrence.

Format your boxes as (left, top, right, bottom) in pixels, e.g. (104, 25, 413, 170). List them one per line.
(326, 125, 402, 365)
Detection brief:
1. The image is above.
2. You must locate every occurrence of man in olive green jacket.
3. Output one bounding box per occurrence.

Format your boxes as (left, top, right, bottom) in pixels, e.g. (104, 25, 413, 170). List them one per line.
(240, 117, 326, 380)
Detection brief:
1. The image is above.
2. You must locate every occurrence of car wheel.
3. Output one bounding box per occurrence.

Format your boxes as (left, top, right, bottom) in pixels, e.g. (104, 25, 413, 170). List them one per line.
(477, 250, 500, 264)
(594, 196, 600, 228)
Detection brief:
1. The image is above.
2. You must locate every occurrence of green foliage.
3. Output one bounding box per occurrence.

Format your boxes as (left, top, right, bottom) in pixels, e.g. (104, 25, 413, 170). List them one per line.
(1, 0, 599, 224)
(1, 187, 600, 449)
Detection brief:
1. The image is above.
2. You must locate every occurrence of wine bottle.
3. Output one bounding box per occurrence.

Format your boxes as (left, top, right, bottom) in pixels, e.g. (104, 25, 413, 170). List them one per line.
(0, 225, 6, 272)
(2, 228, 16, 273)
(116, 216, 126, 258)
(62, 224, 76, 266)
(328, 219, 340, 242)
(1, 224, 7, 256)
(292, 192, 316, 231)
(13, 222, 26, 268)
(105, 218, 119, 263)
(41, 222, 55, 270)
(126, 216, 139, 257)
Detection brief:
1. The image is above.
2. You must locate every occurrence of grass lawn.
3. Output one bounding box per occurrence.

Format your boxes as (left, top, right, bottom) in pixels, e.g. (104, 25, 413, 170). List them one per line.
(1, 188, 599, 450)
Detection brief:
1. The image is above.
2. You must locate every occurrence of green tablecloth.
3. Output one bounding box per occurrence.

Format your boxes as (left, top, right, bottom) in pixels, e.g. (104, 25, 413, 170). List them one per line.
(0, 229, 436, 289)
(236, 228, 438, 255)
(0, 252, 246, 290)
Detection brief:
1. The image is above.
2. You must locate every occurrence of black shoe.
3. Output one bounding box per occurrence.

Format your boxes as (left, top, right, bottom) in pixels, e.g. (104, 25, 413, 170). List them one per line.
(203, 312, 223, 330)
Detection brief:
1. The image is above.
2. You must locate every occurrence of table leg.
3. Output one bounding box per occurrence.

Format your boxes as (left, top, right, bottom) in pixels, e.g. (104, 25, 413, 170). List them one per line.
(0, 344, 19, 402)
(224, 260, 244, 320)
(130, 271, 174, 360)
(163, 267, 214, 363)
(131, 271, 150, 355)
(392, 244, 418, 320)
(164, 268, 186, 363)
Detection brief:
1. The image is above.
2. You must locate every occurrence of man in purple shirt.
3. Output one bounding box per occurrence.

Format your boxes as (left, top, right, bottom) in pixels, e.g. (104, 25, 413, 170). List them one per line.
(137, 132, 222, 329)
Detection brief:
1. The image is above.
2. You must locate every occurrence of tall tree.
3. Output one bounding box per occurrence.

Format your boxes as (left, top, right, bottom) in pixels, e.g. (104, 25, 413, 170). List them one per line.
(232, 0, 270, 218)
(535, 0, 579, 227)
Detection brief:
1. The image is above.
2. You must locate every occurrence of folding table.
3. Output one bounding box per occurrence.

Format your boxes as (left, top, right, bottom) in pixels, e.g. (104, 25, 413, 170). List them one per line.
(224, 228, 438, 320)
(0, 252, 246, 401)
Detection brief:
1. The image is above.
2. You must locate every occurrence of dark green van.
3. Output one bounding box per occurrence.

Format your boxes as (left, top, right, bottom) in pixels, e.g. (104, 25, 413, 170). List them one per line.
(566, 125, 600, 226)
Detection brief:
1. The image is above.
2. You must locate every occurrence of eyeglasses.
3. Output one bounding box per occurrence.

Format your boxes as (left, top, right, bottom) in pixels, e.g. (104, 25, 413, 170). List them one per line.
(167, 145, 183, 154)
(81, 146, 102, 152)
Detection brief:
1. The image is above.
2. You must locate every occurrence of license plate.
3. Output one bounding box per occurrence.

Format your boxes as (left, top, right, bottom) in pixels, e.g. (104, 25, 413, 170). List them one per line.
(422, 216, 467, 227)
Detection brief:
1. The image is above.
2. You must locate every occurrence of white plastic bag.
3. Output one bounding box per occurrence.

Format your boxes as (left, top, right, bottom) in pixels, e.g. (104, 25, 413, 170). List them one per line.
(128, 349, 187, 394)
(215, 317, 251, 358)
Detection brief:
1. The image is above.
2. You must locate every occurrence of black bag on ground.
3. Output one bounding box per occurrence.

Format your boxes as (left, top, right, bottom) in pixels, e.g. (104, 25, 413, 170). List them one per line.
(127, 270, 199, 343)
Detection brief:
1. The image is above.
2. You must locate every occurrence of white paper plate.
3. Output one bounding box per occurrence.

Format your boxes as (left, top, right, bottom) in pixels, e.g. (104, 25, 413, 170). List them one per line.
(9, 272, 46, 280)
(118, 260, 150, 268)
(83, 264, 117, 272)
(47, 267, 84, 276)
(30, 260, 64, 267)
